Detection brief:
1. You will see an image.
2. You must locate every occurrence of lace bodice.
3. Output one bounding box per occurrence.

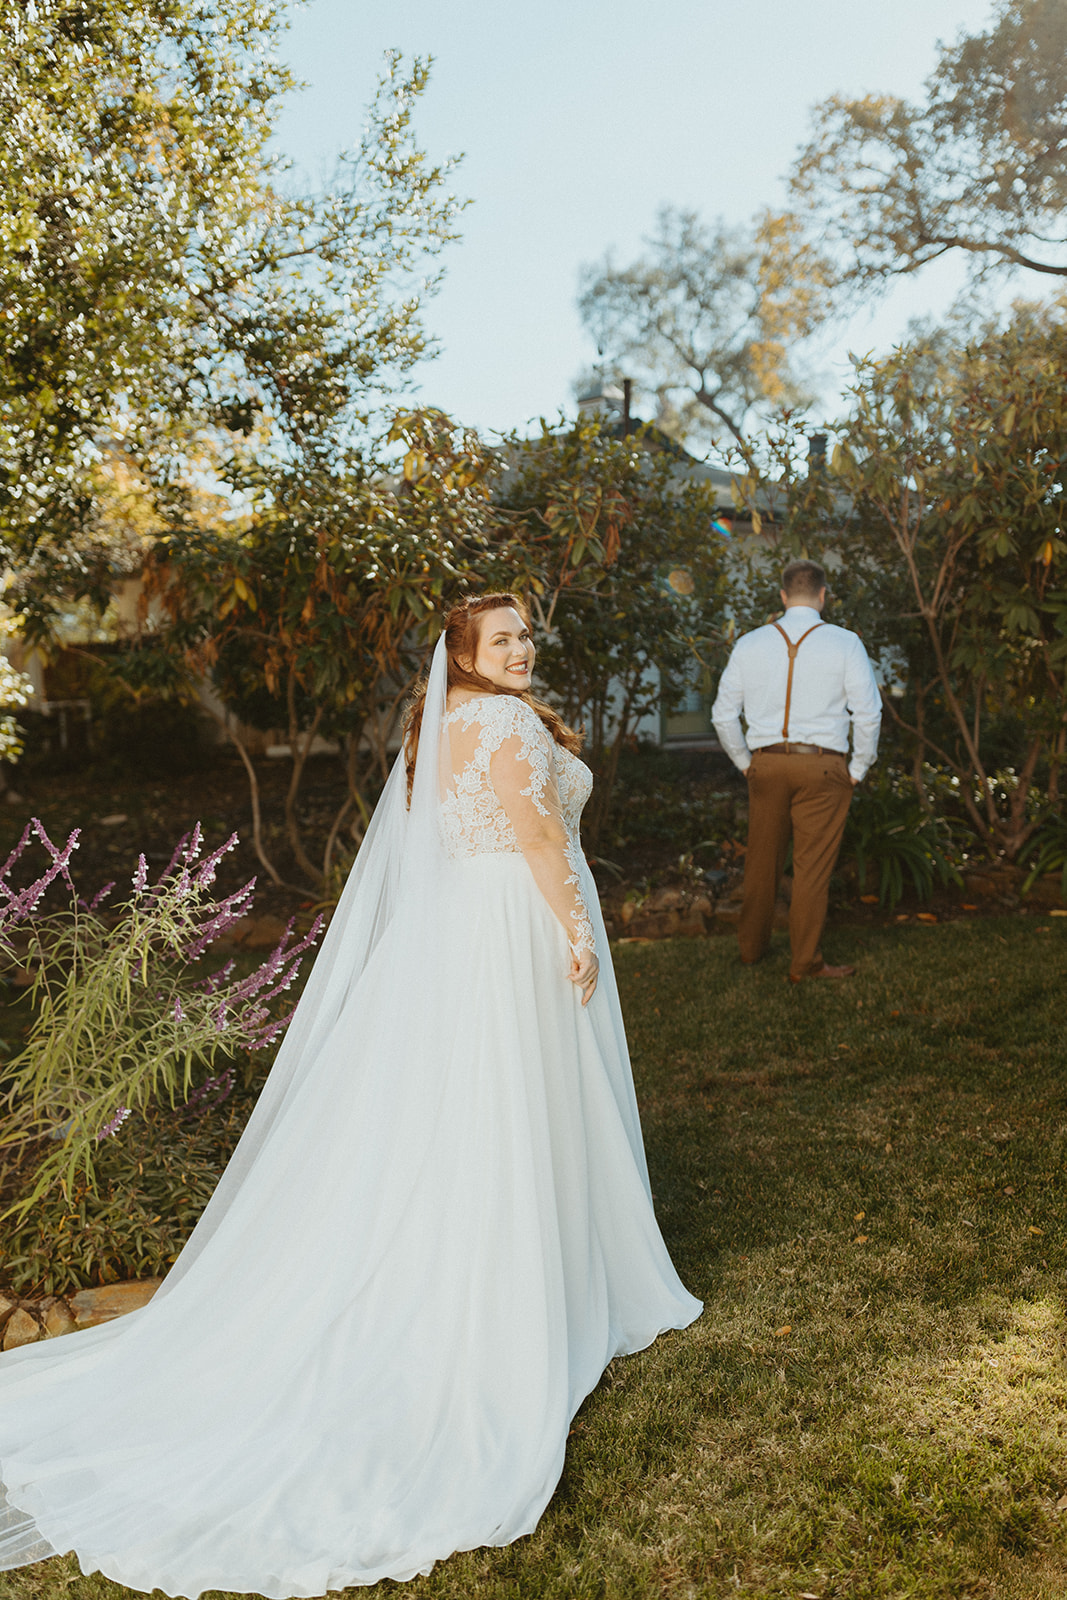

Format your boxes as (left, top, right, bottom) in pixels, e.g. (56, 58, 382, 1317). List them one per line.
(441, 695, 595, 956)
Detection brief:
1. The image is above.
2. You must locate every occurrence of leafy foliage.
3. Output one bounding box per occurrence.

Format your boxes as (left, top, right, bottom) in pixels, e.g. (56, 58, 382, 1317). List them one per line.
(0, 654, 33, 764)
(0, 1081, 265, 1296)
(1019, 810, 1067, 896)
(789, 0, 1067, 289)
(746, 302, 1067, 861)
(497, 419, 729, 841)
(0, 820, 320, 1223)
(577, 208, 827, 447)
(0, 0, 462, 638)
(843, 767, 963, 909)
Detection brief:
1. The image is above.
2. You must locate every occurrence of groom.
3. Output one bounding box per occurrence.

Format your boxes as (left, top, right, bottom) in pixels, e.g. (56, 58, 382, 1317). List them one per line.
(711, 560, 881, 982)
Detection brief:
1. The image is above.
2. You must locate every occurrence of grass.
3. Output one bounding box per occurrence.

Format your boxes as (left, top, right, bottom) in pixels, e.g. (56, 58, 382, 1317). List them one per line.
(4, 915, 1067, 1599)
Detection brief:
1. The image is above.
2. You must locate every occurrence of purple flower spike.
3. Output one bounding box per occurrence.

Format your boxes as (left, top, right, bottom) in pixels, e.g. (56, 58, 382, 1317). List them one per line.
(87, 881, 115, 912)
(132, 855, 149, 894)
(97, 1106, 131, 1141)
(173, 997, 184, 1022)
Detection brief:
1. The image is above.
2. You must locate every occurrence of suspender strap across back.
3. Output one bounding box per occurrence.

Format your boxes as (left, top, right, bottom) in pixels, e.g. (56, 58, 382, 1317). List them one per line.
(772, 621, 824, 740)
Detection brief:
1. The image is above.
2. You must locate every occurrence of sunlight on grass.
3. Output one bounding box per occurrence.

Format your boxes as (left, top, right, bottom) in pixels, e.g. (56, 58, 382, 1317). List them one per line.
(3, 917, 1067, 1598)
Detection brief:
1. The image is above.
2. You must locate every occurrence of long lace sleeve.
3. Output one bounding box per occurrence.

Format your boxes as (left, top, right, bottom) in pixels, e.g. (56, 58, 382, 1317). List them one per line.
(488, 709, 596, 959)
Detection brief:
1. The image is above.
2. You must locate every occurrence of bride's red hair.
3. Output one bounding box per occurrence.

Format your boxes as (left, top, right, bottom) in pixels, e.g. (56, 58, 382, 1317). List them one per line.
(403, 593, 581, 793)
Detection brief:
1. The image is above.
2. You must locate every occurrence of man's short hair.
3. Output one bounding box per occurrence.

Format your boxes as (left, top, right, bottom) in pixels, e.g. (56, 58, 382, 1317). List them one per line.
(781, 559, 826, 600)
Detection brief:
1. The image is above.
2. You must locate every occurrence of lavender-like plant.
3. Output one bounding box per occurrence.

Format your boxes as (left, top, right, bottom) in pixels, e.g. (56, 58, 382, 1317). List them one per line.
(0, 819, 322, 1220)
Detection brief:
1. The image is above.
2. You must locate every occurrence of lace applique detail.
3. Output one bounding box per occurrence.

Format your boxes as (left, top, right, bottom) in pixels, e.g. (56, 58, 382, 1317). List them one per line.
(563, 837, 596, 957)
(441, 696, 553, 860)
(440, 696, 597, 959)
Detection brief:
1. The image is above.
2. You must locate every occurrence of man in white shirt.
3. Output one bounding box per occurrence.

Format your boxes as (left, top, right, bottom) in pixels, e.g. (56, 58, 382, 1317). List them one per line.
(711, 559, 881, 981)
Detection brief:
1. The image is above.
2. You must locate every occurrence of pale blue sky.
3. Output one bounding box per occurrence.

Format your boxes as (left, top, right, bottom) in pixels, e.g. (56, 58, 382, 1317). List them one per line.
(276, 0, 998, 445)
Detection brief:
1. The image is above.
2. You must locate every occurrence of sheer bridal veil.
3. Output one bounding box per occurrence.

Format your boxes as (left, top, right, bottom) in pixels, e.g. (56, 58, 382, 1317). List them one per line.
(152, 633, 451, 1298)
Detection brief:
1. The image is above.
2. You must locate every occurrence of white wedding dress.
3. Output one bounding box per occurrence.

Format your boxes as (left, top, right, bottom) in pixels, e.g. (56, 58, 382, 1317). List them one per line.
(0, 639, 701, 1599)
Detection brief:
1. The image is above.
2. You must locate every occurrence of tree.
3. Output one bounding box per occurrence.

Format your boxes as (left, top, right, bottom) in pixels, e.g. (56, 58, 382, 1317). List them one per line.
(497, 419, 729, 844)
(788, 0, 1067, 291)
(0, 1, 462, 637)
(577, 207, 827, 448)
(123, 411, 513, 890)
(751, 305, 1067, 862)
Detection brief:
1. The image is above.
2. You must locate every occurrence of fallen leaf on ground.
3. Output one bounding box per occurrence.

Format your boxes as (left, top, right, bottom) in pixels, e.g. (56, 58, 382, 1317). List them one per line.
(774, 1324, 792, 1337)
(1003, 1186, 1015, 1196)
(917, 913, 938, 923)
(854, 1211, 865, 1221)
(1051, 909, 1067, 918)
(962, 903, 978, 910)
(1029, 1226, 1044, 1236)
(854, 1234, 869, 1244)
(860, 894, 878, 904)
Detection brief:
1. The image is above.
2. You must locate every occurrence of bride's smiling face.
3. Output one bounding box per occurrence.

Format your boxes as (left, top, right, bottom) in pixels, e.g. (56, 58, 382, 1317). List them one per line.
(471, 606, 535, 692)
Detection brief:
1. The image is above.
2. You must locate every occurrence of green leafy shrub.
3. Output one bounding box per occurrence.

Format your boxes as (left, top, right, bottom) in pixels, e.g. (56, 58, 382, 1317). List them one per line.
(0, 1074, 268, 1295)
(1019, 811, 1067, 898)
(0, 820, 321, 1264)
(843, 767, 963, 909)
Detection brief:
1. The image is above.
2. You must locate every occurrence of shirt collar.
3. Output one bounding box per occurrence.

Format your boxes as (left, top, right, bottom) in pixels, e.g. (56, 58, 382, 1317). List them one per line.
(780, 605, 823, 629)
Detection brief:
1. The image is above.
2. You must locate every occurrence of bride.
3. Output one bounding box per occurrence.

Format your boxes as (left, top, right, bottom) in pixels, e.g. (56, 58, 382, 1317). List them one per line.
(0, 591, 701, 1598)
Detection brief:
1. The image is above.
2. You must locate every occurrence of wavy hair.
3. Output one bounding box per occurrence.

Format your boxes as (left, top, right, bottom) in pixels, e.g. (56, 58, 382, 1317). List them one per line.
(403, 593, 581, 796)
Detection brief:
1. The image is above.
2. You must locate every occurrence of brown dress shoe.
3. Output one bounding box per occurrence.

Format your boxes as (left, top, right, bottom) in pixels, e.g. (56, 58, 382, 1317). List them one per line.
(789, 963, 855, 983)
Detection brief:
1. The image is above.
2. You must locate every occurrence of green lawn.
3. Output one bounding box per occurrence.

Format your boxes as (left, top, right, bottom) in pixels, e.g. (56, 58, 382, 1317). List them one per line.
(6, 916, 1067, 1599)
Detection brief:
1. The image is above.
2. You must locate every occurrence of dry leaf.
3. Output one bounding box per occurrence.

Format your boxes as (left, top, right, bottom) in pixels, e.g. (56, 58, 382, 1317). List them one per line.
(1051, 909, 1067, 918)
(1003, 1186, 1015, 1196)
(962, 903, 978, 911)
(1056, 1494, 1067, 1512)
(855, 1234, 869, 1244)
(860, 894, 878, 904)
(775, 1324, 792, 1337)
(917, 913, 938, 923)
(1029, 1226, 1044, 1236)
(854, 1211, 866, 1221)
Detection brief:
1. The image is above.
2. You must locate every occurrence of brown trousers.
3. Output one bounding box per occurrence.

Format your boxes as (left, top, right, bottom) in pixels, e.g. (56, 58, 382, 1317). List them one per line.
(738, 750, 854, 978)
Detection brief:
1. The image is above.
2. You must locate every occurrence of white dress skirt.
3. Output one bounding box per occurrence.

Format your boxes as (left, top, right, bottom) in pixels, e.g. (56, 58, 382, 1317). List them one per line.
(0, 685, 701, 1599)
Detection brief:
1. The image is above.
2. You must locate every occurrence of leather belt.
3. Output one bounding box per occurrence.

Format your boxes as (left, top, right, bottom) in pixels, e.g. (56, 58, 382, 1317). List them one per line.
(758, 742, 843, 757)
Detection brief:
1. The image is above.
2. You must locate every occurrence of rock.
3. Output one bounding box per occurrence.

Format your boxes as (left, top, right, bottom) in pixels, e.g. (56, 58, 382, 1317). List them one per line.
(676, 912, 707, 937)
(714, 900, 744, 926)
(0, 1292, 17, 1323)
(647, 887, 684, 912)
(629, 910, 680, 940)
(69, 1279, 163, 1329)
(42, 1298, 78, 1338)
(618, 900, 636, 926)
(690, 895, 713, 918)
(240, 915, 289, 951)
(1023, 875, 1064, 907)
(2, 1309, 42, 1349)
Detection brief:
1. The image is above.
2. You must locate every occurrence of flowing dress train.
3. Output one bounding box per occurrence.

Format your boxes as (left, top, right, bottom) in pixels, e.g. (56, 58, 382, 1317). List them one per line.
(0, 671, 701, 1598)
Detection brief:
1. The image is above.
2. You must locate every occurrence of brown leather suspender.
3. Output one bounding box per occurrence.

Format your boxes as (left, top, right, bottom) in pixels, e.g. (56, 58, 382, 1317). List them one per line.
(772, 621, 824, 740)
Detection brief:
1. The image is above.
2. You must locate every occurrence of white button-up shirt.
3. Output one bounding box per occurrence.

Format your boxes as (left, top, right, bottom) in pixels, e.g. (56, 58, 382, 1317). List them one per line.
(711, 605, 882, 783)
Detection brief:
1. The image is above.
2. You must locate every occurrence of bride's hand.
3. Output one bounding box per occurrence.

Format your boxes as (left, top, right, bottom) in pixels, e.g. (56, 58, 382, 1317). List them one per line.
(569, 948, 599, 1005)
